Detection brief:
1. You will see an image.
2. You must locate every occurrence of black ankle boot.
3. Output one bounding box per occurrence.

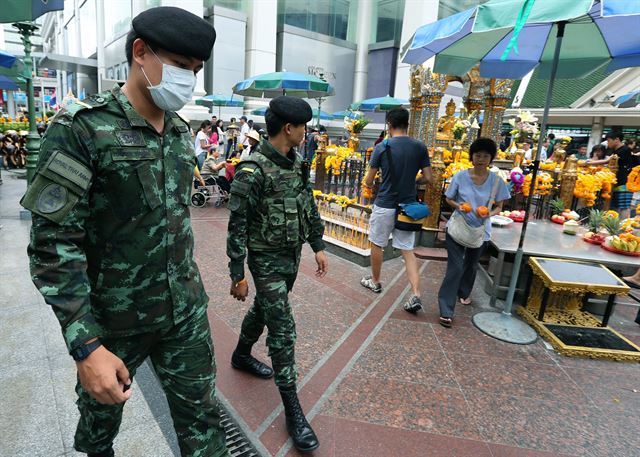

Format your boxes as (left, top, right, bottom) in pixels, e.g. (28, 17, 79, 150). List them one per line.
(231, 341, 274, 379)
(279, 385, 319, 453)
(88, 447, 114, 457)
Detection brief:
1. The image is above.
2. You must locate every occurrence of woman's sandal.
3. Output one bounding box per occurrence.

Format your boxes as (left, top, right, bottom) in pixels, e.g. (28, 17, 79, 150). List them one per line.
(459, 297, 472, 306)
(439, 317, 453, 328)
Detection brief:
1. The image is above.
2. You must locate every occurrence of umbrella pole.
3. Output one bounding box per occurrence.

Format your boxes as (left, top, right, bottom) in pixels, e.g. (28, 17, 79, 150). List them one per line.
(473, 21, 567, 345)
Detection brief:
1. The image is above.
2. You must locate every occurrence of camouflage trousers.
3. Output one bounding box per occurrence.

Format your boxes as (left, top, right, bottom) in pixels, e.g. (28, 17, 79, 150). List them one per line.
(240, 248, 302, 387)
(74, 307, 229, 457)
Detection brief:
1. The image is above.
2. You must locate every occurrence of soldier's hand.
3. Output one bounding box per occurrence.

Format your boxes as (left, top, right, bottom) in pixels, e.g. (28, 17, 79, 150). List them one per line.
(315, 251, 329, 278)
(76, 345, 132, 405)
(230, 278, 249, 301)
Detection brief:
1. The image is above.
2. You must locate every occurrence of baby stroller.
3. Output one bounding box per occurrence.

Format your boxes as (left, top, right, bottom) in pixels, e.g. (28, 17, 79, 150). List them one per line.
(191, 174, 229, 208)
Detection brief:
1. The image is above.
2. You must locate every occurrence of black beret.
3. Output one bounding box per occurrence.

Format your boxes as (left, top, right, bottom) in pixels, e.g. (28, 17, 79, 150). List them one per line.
(268, 96, 312, 124)
(132, 7, 216, 61)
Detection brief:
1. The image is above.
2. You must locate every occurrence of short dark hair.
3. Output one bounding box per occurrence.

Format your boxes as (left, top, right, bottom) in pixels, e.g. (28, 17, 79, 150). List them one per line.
(240, 115, 248, 121)
(578, 144, 587, 149)
(125, 29, 158, 66)
(469, 137, 497, 160)
(265, 109, 286, 137)
(199, 120, 211, 131)
(605, 131, 624, 141)
(548, 133, 555, 140)
(386, 108, 409, 130)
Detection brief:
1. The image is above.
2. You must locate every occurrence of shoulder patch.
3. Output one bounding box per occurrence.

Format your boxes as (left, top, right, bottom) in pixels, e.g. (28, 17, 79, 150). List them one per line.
(51, 94, 110, 126)
(44, 151, 92, 191)
(240, 167, 255, 173)
(37, 183, 68, 214)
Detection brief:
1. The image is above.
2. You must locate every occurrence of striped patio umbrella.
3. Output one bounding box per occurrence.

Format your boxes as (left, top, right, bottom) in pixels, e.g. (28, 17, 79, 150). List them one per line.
(195, 94, 243, 117)
(233, 71, 335, 98)
(0, 50, 16, 69)
(350, 95, 408, 112)
(332, 110, 363, 119)
(614, 90, 640, 108)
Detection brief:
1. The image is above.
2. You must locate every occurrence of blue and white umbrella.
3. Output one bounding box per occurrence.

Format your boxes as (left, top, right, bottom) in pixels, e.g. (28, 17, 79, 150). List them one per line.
(614, 89, 640, 108)
(403, 0, 640, 79)
(0, 50, 16, 69)
(401, 0, 640, 344)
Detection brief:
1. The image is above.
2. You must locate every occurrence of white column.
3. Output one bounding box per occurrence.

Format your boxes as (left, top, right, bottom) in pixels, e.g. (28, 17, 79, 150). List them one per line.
(244, 0, 277, 112)
(162, 0, 207, 96)
(588, 116, 605, 151)
(96, 0, 106, 92)
(352, 0, 373, 103)
(393, 0, 439, 100)
(74, 1, 82, 96)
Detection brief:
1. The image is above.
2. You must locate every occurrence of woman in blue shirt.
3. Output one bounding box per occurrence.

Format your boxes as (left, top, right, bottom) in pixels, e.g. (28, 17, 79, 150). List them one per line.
(438, 138, 511, 328)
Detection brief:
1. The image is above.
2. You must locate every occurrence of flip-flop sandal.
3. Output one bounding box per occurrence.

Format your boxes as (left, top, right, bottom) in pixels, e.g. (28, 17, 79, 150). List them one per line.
(439, 317, 453, 328)
(459, 297, 472, 306)
(623, 279, 640, 289)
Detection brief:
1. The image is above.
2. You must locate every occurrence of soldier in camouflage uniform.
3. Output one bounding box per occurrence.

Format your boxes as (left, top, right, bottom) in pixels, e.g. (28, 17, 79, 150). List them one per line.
(227, 96, 328, 453)
(21, 7, 229, 457)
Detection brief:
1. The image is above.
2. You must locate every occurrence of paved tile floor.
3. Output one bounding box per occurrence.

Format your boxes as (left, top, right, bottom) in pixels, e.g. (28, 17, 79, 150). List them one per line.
(2, 173, 639, 457)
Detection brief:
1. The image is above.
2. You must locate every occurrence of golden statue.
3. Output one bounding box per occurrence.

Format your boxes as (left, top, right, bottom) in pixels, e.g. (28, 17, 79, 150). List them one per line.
(436, 99, 457, 140)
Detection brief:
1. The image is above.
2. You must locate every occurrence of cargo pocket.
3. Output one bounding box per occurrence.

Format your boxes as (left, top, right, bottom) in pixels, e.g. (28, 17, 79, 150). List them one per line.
(284, 197, 300, 243)
(106, 147, 161, 220)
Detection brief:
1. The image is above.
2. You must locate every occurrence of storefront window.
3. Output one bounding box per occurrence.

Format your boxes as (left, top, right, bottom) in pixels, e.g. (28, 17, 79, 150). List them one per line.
(279, 0, 352, 41)
(205, 0, 247, 12)
(79, 0, 97, 58)
(104, 0, 132, 42)
(374, 0, 405, 43)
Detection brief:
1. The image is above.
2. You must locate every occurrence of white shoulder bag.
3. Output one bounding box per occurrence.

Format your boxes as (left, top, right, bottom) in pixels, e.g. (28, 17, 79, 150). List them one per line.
(447, 173, 500, 249)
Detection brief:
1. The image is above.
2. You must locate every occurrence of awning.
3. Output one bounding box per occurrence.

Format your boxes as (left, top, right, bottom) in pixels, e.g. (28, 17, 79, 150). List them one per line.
(38, 54, 97, 75)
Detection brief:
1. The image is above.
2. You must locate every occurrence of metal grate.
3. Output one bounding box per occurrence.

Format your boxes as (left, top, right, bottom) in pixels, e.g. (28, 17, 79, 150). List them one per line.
(221, 408, 262, 457)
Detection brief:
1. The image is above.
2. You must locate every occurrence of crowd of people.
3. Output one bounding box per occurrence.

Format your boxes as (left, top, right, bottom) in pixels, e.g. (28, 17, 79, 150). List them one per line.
(1, 132, 28, 170)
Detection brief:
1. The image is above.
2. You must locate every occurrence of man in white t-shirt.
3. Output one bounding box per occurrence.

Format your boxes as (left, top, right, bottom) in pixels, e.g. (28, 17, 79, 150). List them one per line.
(238, 115, 250, 147)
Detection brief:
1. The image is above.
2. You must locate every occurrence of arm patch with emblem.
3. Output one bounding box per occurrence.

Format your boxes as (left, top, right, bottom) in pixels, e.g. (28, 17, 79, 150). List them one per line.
(21, 149, 93, 224)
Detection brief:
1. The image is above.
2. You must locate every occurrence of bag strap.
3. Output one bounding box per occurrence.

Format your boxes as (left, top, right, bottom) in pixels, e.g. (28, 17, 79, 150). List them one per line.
(487, 172, 501, 210)
(383, 141, 400, 202)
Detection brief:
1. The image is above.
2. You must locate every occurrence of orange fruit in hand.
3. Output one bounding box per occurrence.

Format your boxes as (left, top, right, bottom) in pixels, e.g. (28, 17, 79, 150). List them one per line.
(476, 206, 490, 217)
(459, 202, 472, 213)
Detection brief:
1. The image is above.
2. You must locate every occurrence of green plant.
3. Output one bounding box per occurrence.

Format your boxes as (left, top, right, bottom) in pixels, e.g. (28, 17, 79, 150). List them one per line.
(587, 209, 603, 233)
(602, 216, 622, 236)
(549, 197, 565, 216)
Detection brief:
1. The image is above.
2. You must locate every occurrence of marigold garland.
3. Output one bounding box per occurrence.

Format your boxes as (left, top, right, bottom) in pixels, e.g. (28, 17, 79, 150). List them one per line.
(627, 166, 640, 192)
(442, 159, 473, 179)
(522, 172, 553, 197)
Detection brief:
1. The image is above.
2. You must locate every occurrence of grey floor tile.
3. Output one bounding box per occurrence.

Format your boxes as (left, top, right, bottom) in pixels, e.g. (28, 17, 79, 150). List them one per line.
(114, 418, 176, 457)
(0, 362, 65, 457)
(41, 308, 72, 358)
(0, 305, 49, 367)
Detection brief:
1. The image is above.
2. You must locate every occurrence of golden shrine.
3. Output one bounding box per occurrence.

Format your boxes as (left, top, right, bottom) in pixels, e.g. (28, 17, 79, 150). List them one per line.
(310, 64, 636, 262)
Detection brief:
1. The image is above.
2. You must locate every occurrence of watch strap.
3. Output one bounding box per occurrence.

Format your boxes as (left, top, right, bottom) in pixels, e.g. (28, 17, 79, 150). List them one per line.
(71, 339, 102, 361)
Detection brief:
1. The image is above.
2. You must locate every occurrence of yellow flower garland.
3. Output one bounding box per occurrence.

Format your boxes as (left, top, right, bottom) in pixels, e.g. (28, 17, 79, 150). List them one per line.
(627, 166, 640, 192)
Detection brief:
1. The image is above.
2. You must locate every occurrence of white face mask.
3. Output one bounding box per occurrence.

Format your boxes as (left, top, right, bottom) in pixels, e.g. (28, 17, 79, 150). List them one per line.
(141, 48, 196, 112)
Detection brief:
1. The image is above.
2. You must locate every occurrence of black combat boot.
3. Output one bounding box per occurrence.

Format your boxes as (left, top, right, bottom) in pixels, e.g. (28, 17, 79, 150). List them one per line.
(88, 447, 114, 457)
(279, 384, 319, 453)
(231, 340, 274, 379)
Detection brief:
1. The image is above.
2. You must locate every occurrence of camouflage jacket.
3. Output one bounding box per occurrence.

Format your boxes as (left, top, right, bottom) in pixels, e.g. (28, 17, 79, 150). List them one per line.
(226, 140, 325, 282)
(22, 84, 207, 352)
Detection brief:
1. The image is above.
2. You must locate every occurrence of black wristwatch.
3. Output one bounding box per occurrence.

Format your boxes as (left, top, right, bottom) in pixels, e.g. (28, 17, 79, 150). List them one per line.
(71, 339, 103, 361)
